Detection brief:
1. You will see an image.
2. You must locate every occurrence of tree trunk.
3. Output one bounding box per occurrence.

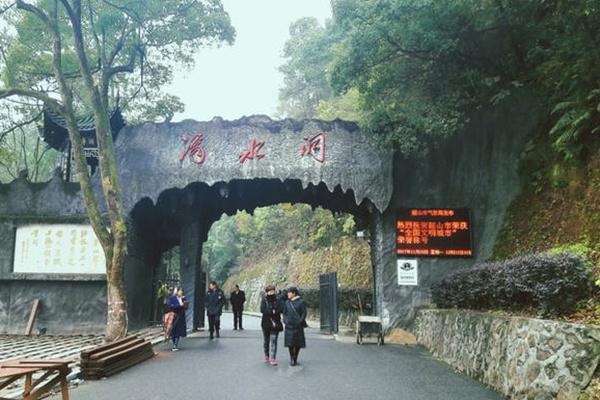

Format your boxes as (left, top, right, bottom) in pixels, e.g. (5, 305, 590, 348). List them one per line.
(66, 0, 130, 342)
(105, 234, 128, 342)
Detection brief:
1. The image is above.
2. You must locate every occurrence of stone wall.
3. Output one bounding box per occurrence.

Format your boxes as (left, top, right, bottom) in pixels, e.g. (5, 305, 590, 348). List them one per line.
(0, 173, 109, 334)
(416, 309, 600, 399)
(380, 92, 542, 329)
(0, 280, 107, 335)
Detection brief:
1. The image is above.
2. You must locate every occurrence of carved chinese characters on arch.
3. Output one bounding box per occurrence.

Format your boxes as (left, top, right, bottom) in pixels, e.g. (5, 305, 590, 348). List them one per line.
(301, 132, 326, 163)
(179, 133, 206, 164)
(117, 119, 393, 212)
(239, 137, 266, 164)
(177, 131, 329, 166)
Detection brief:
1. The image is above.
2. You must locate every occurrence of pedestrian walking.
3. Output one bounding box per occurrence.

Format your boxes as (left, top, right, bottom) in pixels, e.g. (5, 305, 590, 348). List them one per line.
(260, 285, 284, 365)
(166, 288, 188, 351)
(283, 286, 307, 366)
(205, 281, 226, 339)
(230, 284, 246, 330)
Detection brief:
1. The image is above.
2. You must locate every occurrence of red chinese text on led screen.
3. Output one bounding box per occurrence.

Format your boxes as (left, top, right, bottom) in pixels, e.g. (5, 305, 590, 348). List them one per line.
(396, 208, 473, 257)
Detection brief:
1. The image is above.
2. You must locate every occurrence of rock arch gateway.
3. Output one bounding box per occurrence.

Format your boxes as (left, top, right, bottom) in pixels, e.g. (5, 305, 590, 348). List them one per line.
(121, 116, 393, 330)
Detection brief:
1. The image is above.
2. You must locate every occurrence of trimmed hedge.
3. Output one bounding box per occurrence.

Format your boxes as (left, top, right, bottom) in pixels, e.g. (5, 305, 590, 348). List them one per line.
(431, 253, 592, 316)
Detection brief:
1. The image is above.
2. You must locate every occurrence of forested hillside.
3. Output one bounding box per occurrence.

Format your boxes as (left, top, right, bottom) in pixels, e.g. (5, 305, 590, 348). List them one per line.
(202, 205, 372, 311)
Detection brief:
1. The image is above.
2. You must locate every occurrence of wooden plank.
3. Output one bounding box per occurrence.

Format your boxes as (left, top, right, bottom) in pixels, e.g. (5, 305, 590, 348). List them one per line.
(82, 346, 153, 372)
(25, 300, 40, 336)
(59, 375, 69, 400)
(26, 372, 66, 400)
(80, 336, 138, 359)
(0, 375, 21, 391)
(82, 342, 152, 368)
(103, 350, 154, 377)
(88, 338, 145, 360)
(82, 349, 154, 379)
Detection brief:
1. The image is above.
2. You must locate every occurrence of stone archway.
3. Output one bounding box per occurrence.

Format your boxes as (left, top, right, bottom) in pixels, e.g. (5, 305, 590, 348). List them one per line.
(114, 116, 393, 329)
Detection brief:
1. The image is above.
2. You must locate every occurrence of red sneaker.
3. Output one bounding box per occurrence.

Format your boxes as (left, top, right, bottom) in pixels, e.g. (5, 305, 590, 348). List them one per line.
(270, 359, 278, 366)
(263, 355, 269, 363)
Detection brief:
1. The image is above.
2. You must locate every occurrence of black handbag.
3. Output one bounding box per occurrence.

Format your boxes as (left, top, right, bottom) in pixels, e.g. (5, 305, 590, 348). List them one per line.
(269, 315, 283, 332)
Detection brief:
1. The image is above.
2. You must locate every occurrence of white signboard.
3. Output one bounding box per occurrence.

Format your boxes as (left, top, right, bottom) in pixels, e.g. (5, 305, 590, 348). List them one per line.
(397, 259, 418, 286)
(13, 224, 106, 274)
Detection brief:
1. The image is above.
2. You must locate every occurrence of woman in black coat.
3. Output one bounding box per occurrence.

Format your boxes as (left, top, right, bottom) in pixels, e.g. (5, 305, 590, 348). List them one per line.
(260, 285, 284, 365)
(282, 286, 307, 366)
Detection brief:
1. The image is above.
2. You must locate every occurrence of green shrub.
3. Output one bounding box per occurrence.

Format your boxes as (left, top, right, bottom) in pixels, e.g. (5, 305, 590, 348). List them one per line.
(431, 253, 593, 316)
(548, 242, 594, 269)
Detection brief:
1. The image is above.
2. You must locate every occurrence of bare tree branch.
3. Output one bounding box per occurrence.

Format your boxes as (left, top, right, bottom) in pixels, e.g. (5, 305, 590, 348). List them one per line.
(0, 157, 18, 180)
(0, 88, 64, 114)
(15, 0, 53, 31)
(108, 48, 139, 76)
(0, 111, 41, 143)
(86, 0, 103, 61)
(107, 23, 134, 67)
(0, 2, 16, 16)
(101, 0, 142, 24)
(18, 125, 29, 177)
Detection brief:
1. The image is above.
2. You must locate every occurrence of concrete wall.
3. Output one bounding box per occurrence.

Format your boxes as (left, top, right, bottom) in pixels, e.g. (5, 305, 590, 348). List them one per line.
(379, 93, 542, 329)
(416, 309, 600, 399)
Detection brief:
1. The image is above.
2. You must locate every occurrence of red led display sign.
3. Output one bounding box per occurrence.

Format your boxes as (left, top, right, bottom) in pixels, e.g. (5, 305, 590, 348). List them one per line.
(396, 208, 473, 257)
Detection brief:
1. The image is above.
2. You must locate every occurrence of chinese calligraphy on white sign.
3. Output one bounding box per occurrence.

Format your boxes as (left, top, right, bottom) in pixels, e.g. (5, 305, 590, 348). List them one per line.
(13, 225, 106, 274)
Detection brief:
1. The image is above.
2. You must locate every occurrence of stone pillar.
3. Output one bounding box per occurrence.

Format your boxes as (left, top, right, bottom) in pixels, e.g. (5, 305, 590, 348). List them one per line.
(124, 216, 155, 329)
(179, 222, 204, 331)
(195, 269, 206, 329)
(369, 210, 386, 319)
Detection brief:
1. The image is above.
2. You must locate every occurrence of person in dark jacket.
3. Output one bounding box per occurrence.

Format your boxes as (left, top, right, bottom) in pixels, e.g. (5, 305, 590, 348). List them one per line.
(230, 284, 246, 330)
(283, 286, 307, 366)
(166, 288, 188, 351)
(205, 281, 226, 339)
(260, 285, 284, 365)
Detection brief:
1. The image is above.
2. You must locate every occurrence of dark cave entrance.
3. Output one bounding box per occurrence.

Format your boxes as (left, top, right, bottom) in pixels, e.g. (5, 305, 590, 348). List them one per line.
(125, 178, 376, 331)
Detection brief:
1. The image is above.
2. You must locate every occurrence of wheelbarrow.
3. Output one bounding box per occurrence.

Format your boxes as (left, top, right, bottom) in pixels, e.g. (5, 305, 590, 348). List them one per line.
(356, 316, 384, 346)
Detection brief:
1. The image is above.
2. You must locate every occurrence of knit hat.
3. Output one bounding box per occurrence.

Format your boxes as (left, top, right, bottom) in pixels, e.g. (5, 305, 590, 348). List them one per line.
(287, 286, 299, 296)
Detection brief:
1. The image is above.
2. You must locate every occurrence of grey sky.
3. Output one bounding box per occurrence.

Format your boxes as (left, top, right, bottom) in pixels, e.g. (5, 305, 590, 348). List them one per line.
(169, 0, 332, 122)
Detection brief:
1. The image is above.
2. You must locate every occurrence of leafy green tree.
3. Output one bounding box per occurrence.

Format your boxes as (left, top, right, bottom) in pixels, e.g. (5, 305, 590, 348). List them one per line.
(278, 17, 338, 119)
(329, 0, 524, 154)
(203, 216, 241, 284)
(314, 88, 360, 122)
(203, 204, 356, 281)
(281, 1, 600, 158)
(0, 0, 234, 341)
(527, 0, 600, 159)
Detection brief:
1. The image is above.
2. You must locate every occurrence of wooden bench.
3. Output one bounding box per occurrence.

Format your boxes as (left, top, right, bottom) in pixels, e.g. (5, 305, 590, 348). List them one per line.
(80, 335, 154, 380)
(0, 359, 71, 400)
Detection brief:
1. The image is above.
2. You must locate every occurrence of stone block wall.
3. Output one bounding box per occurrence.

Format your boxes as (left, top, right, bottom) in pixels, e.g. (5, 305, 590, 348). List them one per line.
(416, 309, 600, 399)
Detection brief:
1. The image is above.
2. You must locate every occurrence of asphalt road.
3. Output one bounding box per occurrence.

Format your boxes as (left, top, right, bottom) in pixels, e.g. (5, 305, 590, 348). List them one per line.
(52, 313, 501, 400)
